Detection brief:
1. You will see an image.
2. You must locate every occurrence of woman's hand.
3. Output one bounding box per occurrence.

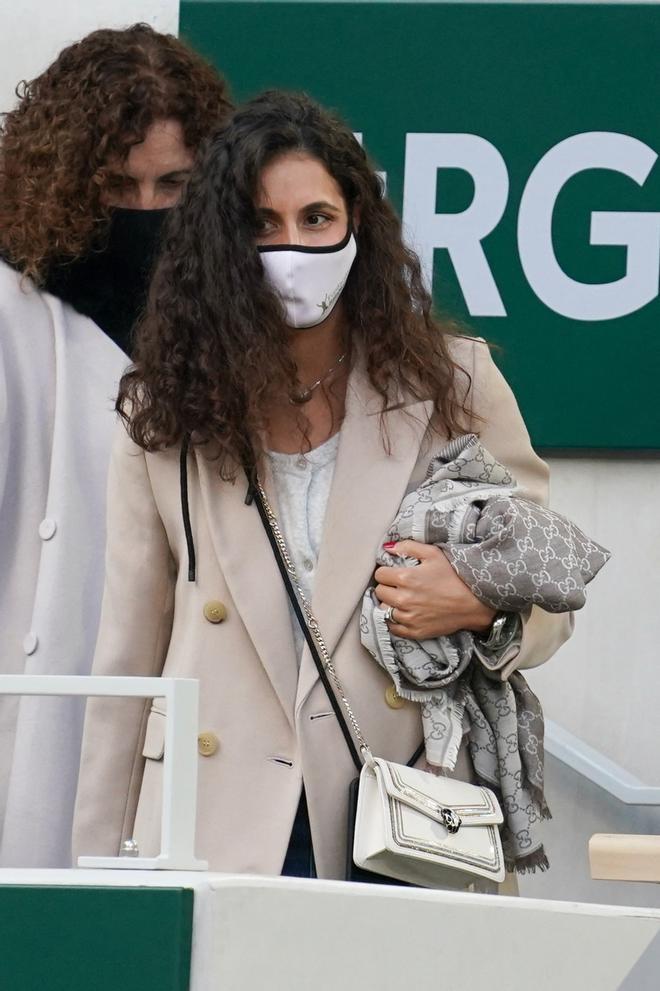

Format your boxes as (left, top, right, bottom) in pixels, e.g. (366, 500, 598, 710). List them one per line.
(373, 539, 496, 641)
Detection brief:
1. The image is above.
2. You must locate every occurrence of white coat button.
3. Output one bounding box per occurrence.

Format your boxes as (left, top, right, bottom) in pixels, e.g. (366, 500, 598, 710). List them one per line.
(303, 558, 314, 573)
(38, 518, 57, 540)
(23, 632, 39, 655)
(296, 456, 307, 469)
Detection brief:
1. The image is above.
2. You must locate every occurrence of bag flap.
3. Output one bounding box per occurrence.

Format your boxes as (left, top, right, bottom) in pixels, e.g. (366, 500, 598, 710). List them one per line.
(372, 758, 503, 827)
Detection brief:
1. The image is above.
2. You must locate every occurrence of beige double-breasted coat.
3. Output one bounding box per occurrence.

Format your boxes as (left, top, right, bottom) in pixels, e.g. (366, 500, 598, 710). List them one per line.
(73, 338, 573, 878)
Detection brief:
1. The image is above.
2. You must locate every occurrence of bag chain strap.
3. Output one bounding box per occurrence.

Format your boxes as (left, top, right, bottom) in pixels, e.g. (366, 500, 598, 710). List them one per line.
(256, 480, 374, 764)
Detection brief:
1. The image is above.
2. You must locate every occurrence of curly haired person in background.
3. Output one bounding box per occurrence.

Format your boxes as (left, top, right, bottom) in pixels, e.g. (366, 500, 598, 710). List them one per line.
(0, 22, 231, 353)
(0, 23, 231, 868)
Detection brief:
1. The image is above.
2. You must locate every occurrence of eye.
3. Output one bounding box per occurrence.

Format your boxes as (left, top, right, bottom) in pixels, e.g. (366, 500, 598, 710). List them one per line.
(305, 212, 331, 228)
(106, 174, 131, 190)
(255, 216, 277, 235)
(158, 177, 186, 188)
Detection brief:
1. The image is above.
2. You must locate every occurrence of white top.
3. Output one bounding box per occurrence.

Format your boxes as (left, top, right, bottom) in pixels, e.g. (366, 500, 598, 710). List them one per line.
(267, 432, 341, 660)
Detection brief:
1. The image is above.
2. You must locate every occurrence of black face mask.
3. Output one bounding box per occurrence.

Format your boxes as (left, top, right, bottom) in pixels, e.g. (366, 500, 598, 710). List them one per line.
(44, 207, 170, 355)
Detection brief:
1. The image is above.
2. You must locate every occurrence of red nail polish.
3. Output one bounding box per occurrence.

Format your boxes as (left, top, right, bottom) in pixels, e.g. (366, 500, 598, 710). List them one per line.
(383, 541, 396, 550)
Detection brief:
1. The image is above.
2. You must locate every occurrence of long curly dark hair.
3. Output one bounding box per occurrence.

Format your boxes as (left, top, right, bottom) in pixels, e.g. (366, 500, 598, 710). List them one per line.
(121, 90, 472, 476)
(0, 23, 232, 281)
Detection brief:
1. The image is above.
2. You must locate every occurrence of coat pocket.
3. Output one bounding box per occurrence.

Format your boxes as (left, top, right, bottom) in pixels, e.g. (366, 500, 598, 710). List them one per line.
(142, 707, 166, 761)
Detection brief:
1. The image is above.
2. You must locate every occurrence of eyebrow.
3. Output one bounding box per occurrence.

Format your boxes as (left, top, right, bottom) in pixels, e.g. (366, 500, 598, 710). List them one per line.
(256, 200, 341, 216)
(157, 169, 192, 181)
(105, 168, 192, 182)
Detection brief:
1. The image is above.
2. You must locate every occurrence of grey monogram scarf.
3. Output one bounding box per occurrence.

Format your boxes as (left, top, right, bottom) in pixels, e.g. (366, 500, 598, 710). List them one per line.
(360, 434, 610, 872)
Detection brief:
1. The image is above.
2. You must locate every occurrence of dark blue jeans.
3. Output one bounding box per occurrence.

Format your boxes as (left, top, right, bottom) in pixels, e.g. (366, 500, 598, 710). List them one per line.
(281, 790, 316, 878)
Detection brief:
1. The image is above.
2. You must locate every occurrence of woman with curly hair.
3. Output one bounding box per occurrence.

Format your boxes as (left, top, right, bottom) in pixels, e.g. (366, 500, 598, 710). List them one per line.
(0, 24, 231, 868)
(73, 91, 572, 880)
(0, 21, 232, 352)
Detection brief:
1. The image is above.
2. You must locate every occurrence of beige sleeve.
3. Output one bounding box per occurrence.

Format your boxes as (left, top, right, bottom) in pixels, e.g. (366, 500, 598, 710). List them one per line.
(466, 337, 574, 677)
(72, 421, 175, 859)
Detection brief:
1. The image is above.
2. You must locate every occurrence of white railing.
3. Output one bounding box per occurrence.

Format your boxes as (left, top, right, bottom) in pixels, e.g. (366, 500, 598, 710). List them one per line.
(0, 675, 208, 871)
(1, 675, 657, 874)
(545, 719, 660, 806)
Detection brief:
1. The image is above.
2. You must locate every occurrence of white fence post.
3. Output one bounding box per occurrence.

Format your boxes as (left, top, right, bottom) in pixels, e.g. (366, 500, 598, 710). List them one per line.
(0, 675, 208, 871)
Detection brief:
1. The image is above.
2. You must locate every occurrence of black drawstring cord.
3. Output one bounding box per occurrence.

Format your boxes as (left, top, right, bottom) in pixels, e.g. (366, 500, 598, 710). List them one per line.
(180, 434, 196, 582)
(180, 437, 253, 582)
(243, 445, 256, 506)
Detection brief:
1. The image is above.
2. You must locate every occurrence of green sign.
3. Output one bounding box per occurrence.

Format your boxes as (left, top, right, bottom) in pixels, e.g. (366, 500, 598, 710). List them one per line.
(0, 885, 193, 991)
(181, 2, 660, 450)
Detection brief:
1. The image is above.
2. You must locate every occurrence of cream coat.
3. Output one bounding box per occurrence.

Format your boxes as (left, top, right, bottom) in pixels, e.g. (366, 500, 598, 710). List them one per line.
(0, 260, 127, 866)
(73, 338, 573, 879)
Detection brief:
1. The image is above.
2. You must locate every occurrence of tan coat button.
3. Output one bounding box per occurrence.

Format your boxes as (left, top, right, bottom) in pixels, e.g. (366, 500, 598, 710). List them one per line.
(385, 684, 406, 709)
(198, 732, 219, 757)
(203, 600, 227, 624)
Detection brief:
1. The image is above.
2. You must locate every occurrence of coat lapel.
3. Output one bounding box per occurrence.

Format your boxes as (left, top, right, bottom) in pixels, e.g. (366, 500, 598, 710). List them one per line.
(295, 368, 434, 711)
(195, 451, 298, 729)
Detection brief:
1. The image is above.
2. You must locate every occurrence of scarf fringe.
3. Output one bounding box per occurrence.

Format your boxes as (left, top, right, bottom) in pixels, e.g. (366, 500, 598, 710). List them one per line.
(480, 775, 552, 874)
(507, 848, 550, 875)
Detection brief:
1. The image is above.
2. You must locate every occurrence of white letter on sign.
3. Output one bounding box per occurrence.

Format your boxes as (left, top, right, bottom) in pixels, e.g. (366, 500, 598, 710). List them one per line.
(518, 132, 660, 321)
(402, 133, 509, 316)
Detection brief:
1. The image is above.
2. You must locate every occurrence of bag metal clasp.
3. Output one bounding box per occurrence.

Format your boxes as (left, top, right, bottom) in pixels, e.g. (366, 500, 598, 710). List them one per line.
(440, 808, 462, 834)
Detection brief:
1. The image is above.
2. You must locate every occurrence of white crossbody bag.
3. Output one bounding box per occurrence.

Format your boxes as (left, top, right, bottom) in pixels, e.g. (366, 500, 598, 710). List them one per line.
(252, 478, 506, 888)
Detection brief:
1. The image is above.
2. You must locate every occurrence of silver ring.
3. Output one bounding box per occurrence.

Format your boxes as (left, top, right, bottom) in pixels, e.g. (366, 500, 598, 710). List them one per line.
(383, 605, 395, 624)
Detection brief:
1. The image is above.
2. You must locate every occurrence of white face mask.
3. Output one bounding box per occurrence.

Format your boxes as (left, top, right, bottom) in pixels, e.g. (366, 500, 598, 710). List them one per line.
(258, 230, 357, 329)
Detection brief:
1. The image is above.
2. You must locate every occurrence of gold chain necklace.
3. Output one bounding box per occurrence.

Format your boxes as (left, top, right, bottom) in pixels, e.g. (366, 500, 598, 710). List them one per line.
(290, 352, 347, 405)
